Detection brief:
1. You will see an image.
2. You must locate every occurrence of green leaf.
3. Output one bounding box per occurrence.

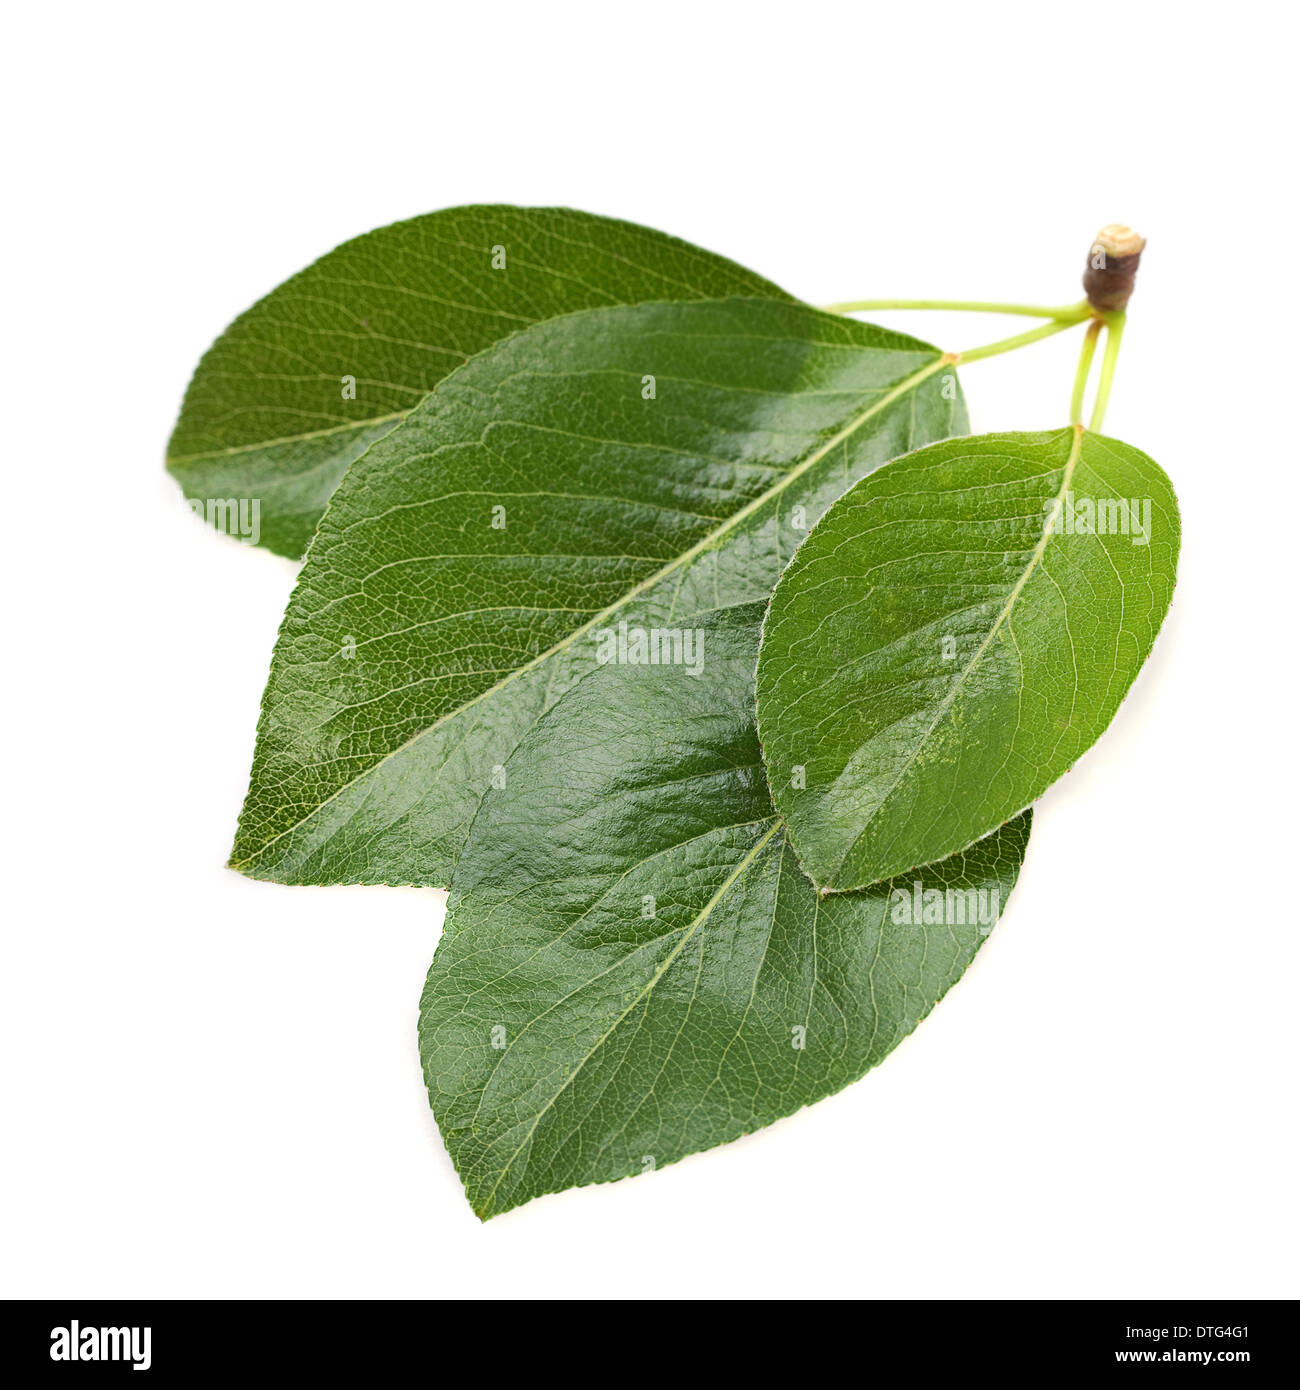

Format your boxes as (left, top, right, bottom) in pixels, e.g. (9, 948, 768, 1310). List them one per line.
(230, 297, 965, 887)
(756, 427, 1179, 893)
(420, 602, 1029, 1219)
(167, 206, 792, 557)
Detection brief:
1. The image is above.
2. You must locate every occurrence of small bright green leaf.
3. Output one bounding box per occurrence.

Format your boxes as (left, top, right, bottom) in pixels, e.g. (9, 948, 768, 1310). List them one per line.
(756, 427, 1179, 893)
(167, 206, 791, 557)
(230, 298, 965, 887)
(420, 603, 1029, 1219)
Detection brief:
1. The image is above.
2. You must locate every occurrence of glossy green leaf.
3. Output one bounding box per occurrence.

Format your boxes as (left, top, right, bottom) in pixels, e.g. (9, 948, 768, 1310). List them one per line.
(230, 298, 965, 887)
(420, 602, 1030, 1219)
(166, 206, 791, 557)
(756, 427, 1179, 893)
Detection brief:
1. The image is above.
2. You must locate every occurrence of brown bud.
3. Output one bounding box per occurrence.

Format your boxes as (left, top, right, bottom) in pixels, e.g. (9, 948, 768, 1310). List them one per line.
(1083, 224, 1145, 313)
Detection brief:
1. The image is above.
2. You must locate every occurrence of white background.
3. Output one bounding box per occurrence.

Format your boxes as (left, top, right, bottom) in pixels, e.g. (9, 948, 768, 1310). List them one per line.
(4, 1, 1296, 1300)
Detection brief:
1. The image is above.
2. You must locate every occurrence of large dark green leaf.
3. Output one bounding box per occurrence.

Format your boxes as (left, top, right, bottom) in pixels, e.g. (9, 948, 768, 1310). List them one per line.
(167, 206, 791, 557)
(230, 298, 965, 887)
(420, 603, 1029, 1219)
(756, 427, 1179, 893)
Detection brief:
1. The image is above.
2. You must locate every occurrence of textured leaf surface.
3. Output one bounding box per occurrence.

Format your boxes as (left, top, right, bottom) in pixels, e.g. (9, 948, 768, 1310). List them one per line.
(167, 206, 791, 557)
(756, 427, 1179, 893)
(230, 298, 965, 887)
(420, 603, 1029, 1219)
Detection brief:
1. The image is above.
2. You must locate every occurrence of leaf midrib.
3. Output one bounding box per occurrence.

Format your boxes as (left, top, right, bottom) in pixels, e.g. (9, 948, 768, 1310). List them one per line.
(168, 411, 409, 467)
(473, 817, 785, 1217)
(829, 423, 1084, 889)
(234, 355, 948, 870)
